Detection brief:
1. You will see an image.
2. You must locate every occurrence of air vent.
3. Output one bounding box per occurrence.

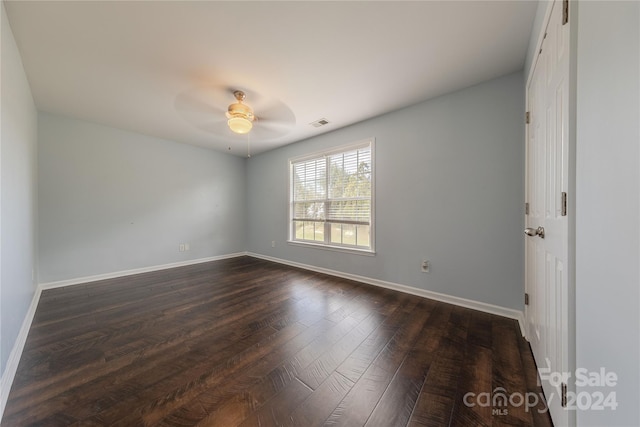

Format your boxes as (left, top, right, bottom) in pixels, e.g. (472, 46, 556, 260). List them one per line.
(309, 118, 330, 128)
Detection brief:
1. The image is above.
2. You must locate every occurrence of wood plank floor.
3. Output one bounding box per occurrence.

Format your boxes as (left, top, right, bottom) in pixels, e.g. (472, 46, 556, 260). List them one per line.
(2, 256, 553, 426)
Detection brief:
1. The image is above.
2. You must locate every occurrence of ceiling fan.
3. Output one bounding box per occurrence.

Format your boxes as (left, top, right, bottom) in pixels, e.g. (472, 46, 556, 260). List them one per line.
(175, 86, 296, 154)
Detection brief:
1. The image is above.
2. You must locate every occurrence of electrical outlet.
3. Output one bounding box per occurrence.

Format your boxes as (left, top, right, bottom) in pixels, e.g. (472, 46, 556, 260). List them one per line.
(179, 244, 185, 252)
(271, 241, 276, 248)
(421, 260, 430, 273)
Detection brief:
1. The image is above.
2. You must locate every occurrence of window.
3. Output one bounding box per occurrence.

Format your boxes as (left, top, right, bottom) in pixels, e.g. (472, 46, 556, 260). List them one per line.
(289, 140, 374, 253)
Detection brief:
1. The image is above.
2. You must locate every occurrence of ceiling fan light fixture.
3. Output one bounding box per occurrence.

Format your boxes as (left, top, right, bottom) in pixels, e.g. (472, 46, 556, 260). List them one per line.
(226, 90, 255, 134)
(228, 116, 253, 134)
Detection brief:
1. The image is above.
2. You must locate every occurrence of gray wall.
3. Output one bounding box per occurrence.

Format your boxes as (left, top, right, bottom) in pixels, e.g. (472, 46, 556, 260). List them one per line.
(38, 113, 246, 283)
(247, 72, 525, 310)
(575, 1, 639, 425)
(0, 3, 39, 373)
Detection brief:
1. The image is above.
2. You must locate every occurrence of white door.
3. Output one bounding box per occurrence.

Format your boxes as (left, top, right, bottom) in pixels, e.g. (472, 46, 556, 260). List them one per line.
(525, 1, 570, 425)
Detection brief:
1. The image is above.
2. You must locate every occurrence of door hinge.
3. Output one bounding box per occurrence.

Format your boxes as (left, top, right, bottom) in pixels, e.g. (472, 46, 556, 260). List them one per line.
(525, 293, 529, 306)
(525, 111, 531, 124)
(562, 0, 569, 25)
(561, 192, 568, 216)
(561, 382, 568, 407)
(525, 202, 530, 215)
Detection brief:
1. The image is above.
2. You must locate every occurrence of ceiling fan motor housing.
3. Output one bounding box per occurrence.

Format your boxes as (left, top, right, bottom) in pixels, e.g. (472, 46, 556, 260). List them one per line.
(226, 102, 254, 121)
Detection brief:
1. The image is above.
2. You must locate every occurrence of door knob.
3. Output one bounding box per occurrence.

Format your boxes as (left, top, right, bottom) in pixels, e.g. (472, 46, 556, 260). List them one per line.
(524, 226, 545, 238)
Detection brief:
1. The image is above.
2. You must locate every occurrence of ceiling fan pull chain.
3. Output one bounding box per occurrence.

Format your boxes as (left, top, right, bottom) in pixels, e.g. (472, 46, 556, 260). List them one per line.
(247, 133, 251, 158)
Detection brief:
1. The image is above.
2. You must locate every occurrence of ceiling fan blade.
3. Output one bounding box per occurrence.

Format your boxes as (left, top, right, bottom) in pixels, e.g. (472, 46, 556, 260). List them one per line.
(197, 119, 233, 136)
(174, 87, 230, 135)
(254, 98, 295, 126)
(175, 90, 226, 115)
(249, 122, 290, 141)
(250, 96, 296, 140)
(256, 119, 291, 132)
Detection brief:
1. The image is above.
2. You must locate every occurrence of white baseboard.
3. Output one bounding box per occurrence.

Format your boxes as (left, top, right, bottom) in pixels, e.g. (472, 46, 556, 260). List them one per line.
(516, 311, 527, 338)
(0, 286, 42, 422)
(39, 252, 247, 290)
(248, 252, 526, 334)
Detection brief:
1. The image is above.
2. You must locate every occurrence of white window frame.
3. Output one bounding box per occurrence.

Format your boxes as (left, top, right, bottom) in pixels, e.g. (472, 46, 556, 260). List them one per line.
(288, 139, 375, 255)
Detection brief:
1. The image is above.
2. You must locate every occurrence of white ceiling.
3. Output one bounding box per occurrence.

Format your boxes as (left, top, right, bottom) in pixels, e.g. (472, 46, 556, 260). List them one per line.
(5, 1, 537, 156)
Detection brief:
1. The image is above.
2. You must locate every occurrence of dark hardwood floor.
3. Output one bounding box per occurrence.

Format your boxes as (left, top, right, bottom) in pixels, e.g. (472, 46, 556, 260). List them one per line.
(2, 256, 552, 426)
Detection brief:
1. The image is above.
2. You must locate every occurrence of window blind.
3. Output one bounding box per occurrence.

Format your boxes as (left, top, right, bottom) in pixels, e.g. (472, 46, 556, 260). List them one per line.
(290, 141, 373, 250)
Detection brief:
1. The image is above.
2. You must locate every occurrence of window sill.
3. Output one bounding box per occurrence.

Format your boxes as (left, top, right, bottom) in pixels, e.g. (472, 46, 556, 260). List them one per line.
(287, 240, 376, 256)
